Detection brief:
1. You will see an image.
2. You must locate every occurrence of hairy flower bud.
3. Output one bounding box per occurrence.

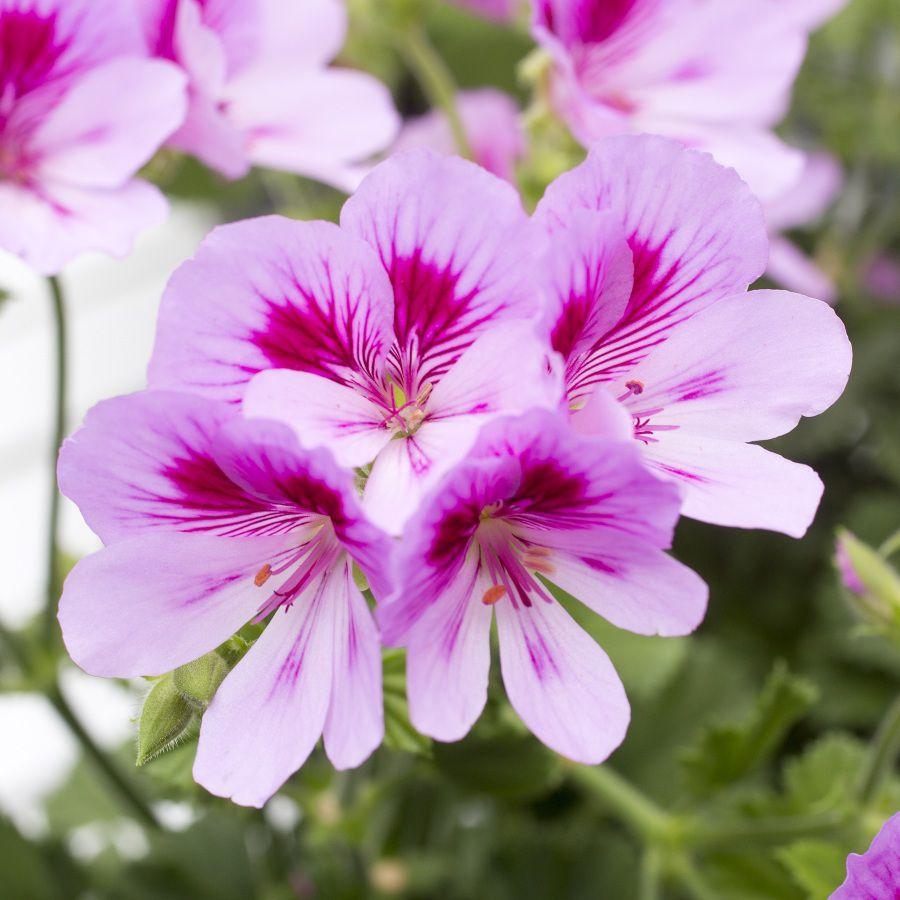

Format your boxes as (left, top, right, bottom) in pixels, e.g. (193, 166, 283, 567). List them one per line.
(835, 529, 900, 641)
(136, 676, 194, 767)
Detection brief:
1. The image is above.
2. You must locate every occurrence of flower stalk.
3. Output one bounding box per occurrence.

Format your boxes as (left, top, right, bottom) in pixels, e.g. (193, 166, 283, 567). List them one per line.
(857, 693, 900, 808)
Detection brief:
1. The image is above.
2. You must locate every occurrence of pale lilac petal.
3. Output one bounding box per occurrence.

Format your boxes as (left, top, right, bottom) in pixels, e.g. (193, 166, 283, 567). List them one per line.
(783, 0, 850, 30)
(255, 0, 347, 69)
(766, 152, 844, 231)
(568, 385, 634, 441)
(406, 561, 493, 742)
(394, 89, 526, 183)
(194, 575, 337, 807)
(448, 0, 515, 22)
(243, 370, 393, 469)
(341, 150, 544, 386)
(641, 433, 825, 537)
(766, 236, 837, 304)
(31, 58, 187, 188)
(227, 66, 400, 191)
(0, 178, 168, 277)
(831, 812, 900, 899)
(545, 537, 706, 636)
(495, 596, 630, 764)
(57, 391, 251, 543)
(536, 135, 768, 389)
(322, 568, 383, 769)
(149, 217, 395, 404)
(617, 290, 851, 442)
(59, 532, 284, 677)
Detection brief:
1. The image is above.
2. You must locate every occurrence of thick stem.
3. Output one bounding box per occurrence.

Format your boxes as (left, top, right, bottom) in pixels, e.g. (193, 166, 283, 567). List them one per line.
(687, 810, 850, 850)
(570, 764, 671, 841)
(858, 694, 900, 807)
(44, 275, 66, 645)
(639, 848, 663, 900)
(395, 24, 473, 159)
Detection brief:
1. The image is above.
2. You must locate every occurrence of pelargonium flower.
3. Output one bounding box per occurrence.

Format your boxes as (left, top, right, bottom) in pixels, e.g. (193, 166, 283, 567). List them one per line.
(140, 0, 399, 190)
(58, 391, 393, 807)
(831, 812, 900, 899)
(536, 135, 851, 537)
(0, 0, 187, 274)
(765, 152, 843, 303)
(380, 408, 708, 761)
(149, 151, 562, 533)
(531, 0, 848, 294)
(393, 89, 525, 183)
(448, 0, 517, 22)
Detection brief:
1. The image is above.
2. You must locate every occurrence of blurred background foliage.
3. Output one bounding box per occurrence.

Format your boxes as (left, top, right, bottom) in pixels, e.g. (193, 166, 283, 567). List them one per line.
(2, 1, 900, 898)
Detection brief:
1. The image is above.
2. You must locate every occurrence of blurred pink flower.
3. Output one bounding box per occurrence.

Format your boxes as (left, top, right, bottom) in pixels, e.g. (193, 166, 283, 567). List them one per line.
(448, 0, 517, 22)
(536, 135, 851, 537)
(865, 255, 900, 304)
(58, 391, 393, 807)
(532, 0, 848, 296)
(148, 151, 562, 534)
(835, 533, 866, 596)
(831, 812, 900, 898)
(379, 408, 707, 761)
(0, 0, 187, 274)
(141, 0, 399, 190)
(394, 88, 525, 183)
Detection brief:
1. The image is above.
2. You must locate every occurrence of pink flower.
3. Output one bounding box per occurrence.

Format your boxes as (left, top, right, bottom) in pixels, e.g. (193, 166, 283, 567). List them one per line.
(766, 152, 843, 303)
(0, 0, 187, 274)
(448, 0, 517, 22)
(536, 135, 851, 537)
(148, 151, 562, 534)
(58, 391, 393, 807)
(140, 0, 399, 190)
(394, 89, 526, 183)
(831, 812, 900, 899)
(379, 408, 708, 761)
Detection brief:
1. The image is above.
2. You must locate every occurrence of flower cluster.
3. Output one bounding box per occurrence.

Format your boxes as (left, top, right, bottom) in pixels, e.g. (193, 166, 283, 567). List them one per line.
(0, 0, 398, 274)
(59, 135, 851, 806)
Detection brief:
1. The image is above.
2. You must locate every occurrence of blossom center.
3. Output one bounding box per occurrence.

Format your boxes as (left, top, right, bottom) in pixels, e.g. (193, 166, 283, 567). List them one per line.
(476, 517, 556, 609)
(381, 381, 433, 437)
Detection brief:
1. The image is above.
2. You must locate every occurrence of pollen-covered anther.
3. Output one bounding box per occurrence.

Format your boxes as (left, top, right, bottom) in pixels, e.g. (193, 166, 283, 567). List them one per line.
(523, 554, 556, 576)
(254, 563, 272, 587)
(416, 382, 434, 405)
(481, 584, 507, 605)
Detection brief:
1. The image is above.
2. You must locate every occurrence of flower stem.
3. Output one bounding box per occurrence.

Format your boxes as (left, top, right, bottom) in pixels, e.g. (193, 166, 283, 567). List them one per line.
(395, 23, 473, 159)
(639, 848, 663, 900)
(43, 275, 66, 646)
(857, 694, 900, 807)
(570, 763, 672, 841)
(687, 810, 850, 850)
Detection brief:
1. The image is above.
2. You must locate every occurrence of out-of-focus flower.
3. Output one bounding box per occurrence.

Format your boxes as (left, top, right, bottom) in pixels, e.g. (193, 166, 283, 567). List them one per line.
(536, 135, 851, 537)
(448, 0, 517, 22)
(864, 255, 900, 305)
(380, 408, 707, 761)
(831, 812, 900, 899)
(0, 0, 187, 274)
(58, 391, 393, 807)
(140, 0, 399, 190)
(531, 0, 848, 295)
(394, 89, 526, 183)
(766, 152, 843, 303)
(149, 151, 562, 534)
(835, 529, 900, 641)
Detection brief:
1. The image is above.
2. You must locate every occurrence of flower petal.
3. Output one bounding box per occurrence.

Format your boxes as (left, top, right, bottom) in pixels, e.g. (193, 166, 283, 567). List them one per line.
(495, 596, 630, 764)
(642, 433, 825, 537)
(766, 236, 837, 304)
(341, 149, 544, 389)
(536, 134, 768, 388)
(405, 561, 493, 742)
(322, 567, 384, 769)
(148, 217, 395, 404)
(546, 540, 708, 637)
(59, 531, 283, 677)
(243, 369, 392, 470)
(193, 575, 336, 807)
(617, 290, 851, 442)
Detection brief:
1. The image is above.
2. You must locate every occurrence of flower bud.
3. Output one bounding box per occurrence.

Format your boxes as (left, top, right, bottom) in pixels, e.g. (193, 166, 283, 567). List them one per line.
(136, 675, 194, 767)
(174, 652, 230, 711)
(835, 529, 900, 640)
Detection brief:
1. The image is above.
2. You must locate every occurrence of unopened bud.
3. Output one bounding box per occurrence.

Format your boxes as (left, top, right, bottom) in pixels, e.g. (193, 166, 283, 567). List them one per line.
(136, 675, 194, 767)
(835, 529, 900, 640)
(173, 651, 230, 711)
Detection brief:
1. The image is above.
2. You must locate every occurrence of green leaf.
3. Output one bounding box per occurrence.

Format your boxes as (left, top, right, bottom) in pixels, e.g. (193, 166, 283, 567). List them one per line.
(174, 651, 229, 711)
(136, 675, 195, 767)
(681, 662, 819, 797)
(781, 733, 865, 813)
(382, 649, 431, 757)
(777, 840, 849, 899)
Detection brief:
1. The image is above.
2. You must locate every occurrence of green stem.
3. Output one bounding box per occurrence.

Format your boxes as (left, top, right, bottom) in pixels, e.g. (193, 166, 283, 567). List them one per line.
(687, 810, 850, 850)
(858, 694, 900, 807)
(880, 530, 900, 560)
(0, 624, 162, 830)
(44, 275, 66, 646)
(570, 764, 671, 841)
(395, 24, 473, 159)
(670, 855, 719, 900)
(639, 848, 663, 900)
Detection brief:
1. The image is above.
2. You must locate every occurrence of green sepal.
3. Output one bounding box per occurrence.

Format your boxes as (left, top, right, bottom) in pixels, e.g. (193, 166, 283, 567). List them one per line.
(136, 675, 195, 767)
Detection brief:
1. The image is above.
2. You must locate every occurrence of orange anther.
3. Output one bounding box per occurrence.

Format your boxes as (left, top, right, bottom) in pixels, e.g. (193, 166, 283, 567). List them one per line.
(481, 585, 507, 606)
(254, 564, 272, 587)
